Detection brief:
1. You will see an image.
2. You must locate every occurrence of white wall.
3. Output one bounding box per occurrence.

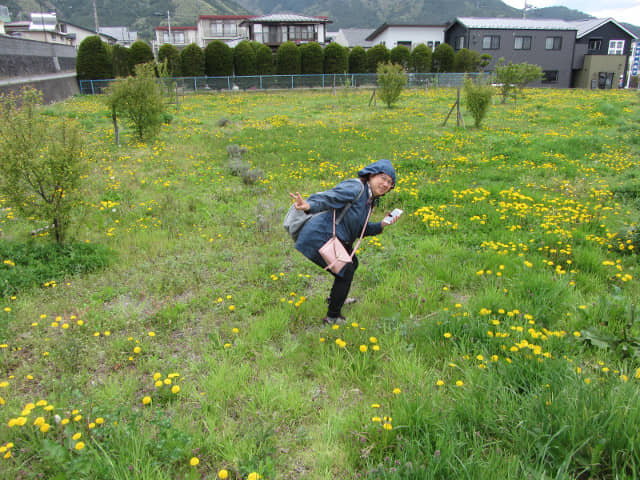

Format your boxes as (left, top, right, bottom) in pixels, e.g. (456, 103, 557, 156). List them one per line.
(371, 26, 445, 49)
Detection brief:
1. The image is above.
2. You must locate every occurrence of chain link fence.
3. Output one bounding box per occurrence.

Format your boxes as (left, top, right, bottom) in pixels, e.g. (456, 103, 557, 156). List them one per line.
(79, 73, 482, 95)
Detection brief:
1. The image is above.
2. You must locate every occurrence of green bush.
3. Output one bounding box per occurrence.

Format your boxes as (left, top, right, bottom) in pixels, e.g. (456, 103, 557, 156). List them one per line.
(463, 75, 494, 127)
(410, 43, 432, 73)
(323, 42, 348, 74)
(494, 59, 543, 104)
(376, 62, 407, 108)
(276, 41, 301, 75)
(205, 40, 233, 77)
(158, 44, 181, 77)
(256, 44, 275, 75)
(348, 46, 367, 74)
(234, 40, 257, 76)
(454, 48, 480, 73)
(0, 88, 85, 244)
(76, 35, 112, 80)
(390, 45, 410, 70)
(432, 43, 455, 72)
(366, 44, 390, 73)
(106, 63, 166, 141)
(179, 43, 205, 77)
(300, 42, 324, 75)
(110, 44, 130, 78)
(128, 41, 154, 73)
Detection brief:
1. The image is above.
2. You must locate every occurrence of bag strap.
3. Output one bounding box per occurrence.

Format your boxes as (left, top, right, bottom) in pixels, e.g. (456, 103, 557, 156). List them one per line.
(336, 180, 366, 225)
(330, 203, 372, 261)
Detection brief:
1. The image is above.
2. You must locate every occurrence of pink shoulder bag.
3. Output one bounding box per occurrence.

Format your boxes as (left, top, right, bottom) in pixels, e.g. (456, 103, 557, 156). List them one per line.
(319, 206, 372, 274)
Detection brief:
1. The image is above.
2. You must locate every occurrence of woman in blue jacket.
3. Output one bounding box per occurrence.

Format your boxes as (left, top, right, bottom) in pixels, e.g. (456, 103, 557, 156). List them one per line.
(289, 159, 399, 325)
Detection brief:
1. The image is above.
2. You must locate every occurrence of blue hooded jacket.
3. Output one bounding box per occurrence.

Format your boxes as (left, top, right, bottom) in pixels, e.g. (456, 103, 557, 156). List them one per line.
(295, 159, 397, 276)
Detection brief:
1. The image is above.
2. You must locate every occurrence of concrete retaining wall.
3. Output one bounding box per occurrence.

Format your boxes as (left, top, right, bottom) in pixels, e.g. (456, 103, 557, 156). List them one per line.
(0, 35, 79, 103)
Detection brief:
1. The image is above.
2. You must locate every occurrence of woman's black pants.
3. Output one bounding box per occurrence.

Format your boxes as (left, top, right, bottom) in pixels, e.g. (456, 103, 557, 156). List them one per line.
(327, 255, 359, 318)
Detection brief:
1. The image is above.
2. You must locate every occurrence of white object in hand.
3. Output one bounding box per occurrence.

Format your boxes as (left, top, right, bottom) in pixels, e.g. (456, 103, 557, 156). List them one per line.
(382, 208, 403, 225)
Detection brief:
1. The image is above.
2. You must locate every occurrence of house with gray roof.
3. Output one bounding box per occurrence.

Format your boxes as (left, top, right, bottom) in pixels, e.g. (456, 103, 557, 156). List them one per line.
(331, 28, 375, 49)
(567, 18, 637, 88)
(445, 17, 579, 88)
(240, 14, 332, 50)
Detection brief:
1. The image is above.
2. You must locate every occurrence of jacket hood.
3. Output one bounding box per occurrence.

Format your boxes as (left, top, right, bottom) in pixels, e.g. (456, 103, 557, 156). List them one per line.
(358, 159, 396, 185)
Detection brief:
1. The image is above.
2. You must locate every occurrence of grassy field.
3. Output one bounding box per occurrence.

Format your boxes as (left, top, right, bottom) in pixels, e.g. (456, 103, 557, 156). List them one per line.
(1, 85, 640, 479)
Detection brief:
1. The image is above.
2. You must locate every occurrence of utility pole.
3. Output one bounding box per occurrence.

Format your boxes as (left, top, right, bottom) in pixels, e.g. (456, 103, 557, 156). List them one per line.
(92, 0, 99, 32)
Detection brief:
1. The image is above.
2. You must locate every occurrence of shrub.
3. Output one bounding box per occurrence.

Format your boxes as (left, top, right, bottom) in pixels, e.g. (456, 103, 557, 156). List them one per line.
(367, 44, 390, 73)
(410, 43, 432, 73)
(204, 40, 233, 77)
(390, 45, 410, 70)
(0, 88, 84, 244)
(256, 44, 275, 75)
(463, 75, 494, 127)
(128, 41, 154, 73)
(323, 43, 348, 74)
(348, 46, 367, 74)
(377, 62, 407, 108)
(300, 42, 324, 75)
(454, 48, 480, 73)
(158, 44, 181, 77)
(432, 43, 455, 72)
(494, 59, 542, 104)
(234, 40, 257, 76)
(276, 41, 301, 75)
(111, 44, 131, 78)
(76, 35, 112, 80)
(106, 63, 165, 141)
(179, 43, 205, 77)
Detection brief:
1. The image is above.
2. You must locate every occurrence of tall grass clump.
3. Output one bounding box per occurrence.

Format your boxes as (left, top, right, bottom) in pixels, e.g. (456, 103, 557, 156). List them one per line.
(463, 75, 494, 127)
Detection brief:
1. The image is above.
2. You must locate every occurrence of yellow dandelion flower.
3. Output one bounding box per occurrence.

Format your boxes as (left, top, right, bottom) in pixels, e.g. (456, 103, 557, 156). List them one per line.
(171, 385, 180, 394)
(359, 345, 368, 353)
(383, 422, 392, 430)
(436, 380, 445, 386)
(95, 418, 104, 425)
(456, 380, 464, 387)
(142, 396, 151, 405)
(218, 470, 229, 479)
(392, 388, 402, 395)
(190, 457, 200, 466)
(74, 442, 85, 451)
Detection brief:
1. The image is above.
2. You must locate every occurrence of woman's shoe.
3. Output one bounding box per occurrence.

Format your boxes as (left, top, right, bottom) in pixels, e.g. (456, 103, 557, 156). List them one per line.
(322, 315, 346, 325)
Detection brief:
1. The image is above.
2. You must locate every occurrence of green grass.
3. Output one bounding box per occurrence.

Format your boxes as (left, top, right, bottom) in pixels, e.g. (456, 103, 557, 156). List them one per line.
(0, 87, 639, 479)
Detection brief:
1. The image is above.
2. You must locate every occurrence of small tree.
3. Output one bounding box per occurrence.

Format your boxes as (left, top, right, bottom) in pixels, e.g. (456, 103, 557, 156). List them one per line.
(256, 44, 275, 75)
(76, 35, 112, 80)
(111, 44, 131, 77)
(377, 62, 407, 108)
(205, 40, 233, 76)
(463, 75, 494, 128)
(300, 42, 324, 75)
(234, 40, 257, 76)
(323, 42, 348, 74)
(348, 46, 367, 73)
(158, 43, 181, 77)
(366, 44, 390, 73)
(128, 40, 154, 73)
(410, 43, 432, 73)
(276, 41, 301, 75)
(390, 45, 410, 70)
(494, 59, 542, 104)
(432, 43, 455, 72)
(0, 88, 84, 243)
(106, 63, 165, 141)
(180, 43, 205, 77)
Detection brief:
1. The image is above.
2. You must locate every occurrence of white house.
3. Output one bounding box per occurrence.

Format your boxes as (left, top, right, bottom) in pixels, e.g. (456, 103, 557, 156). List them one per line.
(196, 15, 253, 48)
(366, 23, 448, 50)
(153, 26, 198, 54)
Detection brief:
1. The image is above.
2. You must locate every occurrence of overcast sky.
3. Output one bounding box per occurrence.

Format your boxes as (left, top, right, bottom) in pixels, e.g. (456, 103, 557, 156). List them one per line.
(501, 0, 640, 27)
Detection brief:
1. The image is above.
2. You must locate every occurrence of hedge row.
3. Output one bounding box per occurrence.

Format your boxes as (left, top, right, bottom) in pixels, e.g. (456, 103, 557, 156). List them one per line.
(77, 36, 489, 81)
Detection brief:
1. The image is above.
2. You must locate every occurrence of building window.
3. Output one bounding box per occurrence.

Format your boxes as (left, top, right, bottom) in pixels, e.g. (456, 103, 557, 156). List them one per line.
(457, 36, 465, 49)
(397, 40, 412, 48)
(163, 31, 169, 43)
(211, 22, 222, 36)
(427, 41, 433, 49)
(482, 35, 500, 49)
(514, 36, 531, 50)
(542, 70, 559, 83)
(608, 40, 625, 55)
(588, 38, 602, 51)
(434, 41, 440, 47)
(545, 36, 562, 50)
(175, 31, 185, 43)
(288, 25, 314, 42)
(223, 22, 237, 35)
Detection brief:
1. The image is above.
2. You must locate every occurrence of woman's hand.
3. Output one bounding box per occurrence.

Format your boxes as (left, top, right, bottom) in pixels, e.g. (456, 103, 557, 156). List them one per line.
(289, 192, 310, 212)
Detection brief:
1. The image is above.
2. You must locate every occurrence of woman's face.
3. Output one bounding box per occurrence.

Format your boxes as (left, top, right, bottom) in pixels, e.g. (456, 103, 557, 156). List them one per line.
(369, 173, 394, 197)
